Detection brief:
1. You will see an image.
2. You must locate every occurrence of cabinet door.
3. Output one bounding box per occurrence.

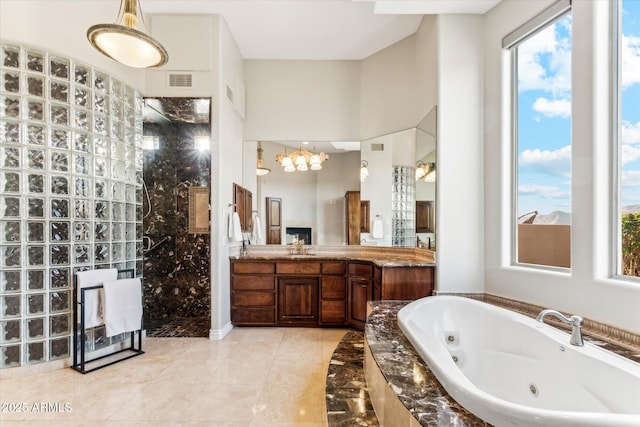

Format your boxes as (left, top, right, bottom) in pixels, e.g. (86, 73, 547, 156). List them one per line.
(348, 276, 370, 329)
(277, 277, 318, 325)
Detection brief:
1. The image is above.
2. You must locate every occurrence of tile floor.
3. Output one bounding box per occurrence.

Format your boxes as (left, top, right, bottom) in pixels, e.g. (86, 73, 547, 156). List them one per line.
(0, 327, 349, 426)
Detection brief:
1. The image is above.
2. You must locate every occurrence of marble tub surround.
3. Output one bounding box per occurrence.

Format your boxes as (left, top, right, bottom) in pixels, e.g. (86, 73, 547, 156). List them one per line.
(230, 244, 435, 267)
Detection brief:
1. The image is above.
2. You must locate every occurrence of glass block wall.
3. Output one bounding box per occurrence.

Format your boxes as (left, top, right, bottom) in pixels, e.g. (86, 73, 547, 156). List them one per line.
(391, 166, 416, 247)
(0, 43, 143, 369)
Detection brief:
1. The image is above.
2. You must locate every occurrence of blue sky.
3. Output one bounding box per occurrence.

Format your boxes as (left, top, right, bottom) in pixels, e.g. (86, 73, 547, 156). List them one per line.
(517, 1, 640, 216)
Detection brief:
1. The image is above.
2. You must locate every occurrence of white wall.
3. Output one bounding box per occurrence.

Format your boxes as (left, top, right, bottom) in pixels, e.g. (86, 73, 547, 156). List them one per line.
(483, 0, 640, 333)
(360, 135, 393, 246)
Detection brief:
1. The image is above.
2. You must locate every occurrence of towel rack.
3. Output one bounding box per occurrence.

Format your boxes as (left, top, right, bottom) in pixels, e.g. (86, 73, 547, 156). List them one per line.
(72, 269, 144, 374)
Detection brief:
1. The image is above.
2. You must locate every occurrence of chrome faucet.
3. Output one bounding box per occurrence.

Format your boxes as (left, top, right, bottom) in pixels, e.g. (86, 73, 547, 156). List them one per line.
(536, 309, 584, 346)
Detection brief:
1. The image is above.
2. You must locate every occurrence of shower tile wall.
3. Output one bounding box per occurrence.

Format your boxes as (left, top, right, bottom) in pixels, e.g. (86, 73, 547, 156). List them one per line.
(143, 120, 210, 323)
(0, 43, 143, 368)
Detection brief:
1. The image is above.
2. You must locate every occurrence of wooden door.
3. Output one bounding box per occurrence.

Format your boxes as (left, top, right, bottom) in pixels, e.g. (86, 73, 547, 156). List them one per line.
(345, 191, 361, 245)
(233, 183, 245, 230)
(244, 189, 253, 232)
(277, 277, 318, 325)
(416, 200, 434, 233)
(266, 197, 282, 244)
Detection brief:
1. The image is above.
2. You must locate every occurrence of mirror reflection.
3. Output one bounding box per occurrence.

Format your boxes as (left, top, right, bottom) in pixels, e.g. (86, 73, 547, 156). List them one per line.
(242, 106, 436, 249)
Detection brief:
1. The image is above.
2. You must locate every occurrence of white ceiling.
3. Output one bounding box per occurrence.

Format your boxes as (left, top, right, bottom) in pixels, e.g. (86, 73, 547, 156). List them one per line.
(142, 0, 501, 60)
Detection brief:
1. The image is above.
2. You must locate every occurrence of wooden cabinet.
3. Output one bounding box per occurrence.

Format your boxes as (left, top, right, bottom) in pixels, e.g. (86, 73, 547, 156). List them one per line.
(233, 182, 253, 232)
(277, 277, 318, 326)
(231, 261, 276, 325)
(380, 266, 433, 300)
(416, 200, 434, 233)
(347, 262, 373, 329)
(320, 262, 346, 325)
(345, 191, 361, 245)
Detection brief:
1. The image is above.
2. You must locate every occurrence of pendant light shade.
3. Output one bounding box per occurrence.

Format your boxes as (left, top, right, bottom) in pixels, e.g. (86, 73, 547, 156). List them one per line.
(87, 0, 168, 68)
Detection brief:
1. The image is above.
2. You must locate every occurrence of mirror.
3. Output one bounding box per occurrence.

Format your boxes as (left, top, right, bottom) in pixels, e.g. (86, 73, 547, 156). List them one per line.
(243, 106, 436, 248)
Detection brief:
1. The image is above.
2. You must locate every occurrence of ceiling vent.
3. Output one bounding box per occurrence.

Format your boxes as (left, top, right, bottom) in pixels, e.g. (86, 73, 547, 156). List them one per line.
(168, 73, 193, 88)
(371, 143, 385, 151)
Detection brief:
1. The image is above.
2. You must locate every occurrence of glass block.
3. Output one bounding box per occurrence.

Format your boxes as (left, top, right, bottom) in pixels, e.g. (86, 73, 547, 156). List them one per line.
(95, 223, 108, 241)
(50, 104, 69, 126)
(136, 223, 143, 239)
(50, 128, 69, 149)
(111, 140, 124, 160)
(111, 119, 123, 139)
(112, 202, 124, 221)
(125, 105, 135, 127)
(94, 243, 109, 262)
(27, 149, 45, 169)
(111, 78, 123, 99)
(49, 291, 69, 313)
(1, 95, 20, 118)
(27, 222, 44, 242)
(124, 85, 135, 105)
(27, 341, 45, 364)
(1, 147, 20, 168)
(27, 293, 45, 315)
(126, 204, 135, 221)
(2, 171, 20, 192)
(125, 144, 135, 164)
(1, 221, 20, 242)
(49, 56, 69, 80)
(112, 99, 123, 122)
(74, 244, 90, 264)
(27, 318, 44, 340)
(26, 75, 44, 97)
(27, 173, 44, 193)
(27, 246, 44, 266)
(27, 198, 44, 217)
(26, 124, 45, 145)
(135, 148, 143, 168)
(111, 161, 125, 181)
(74, 222, 90, 242)
(74, 155, 89, 175)
(50, 80, 68, 103)
(1, 319, 21, 342)
(111, 222, 123, 241)
(94, 136, 108, 156)
(75, 87, 90, 109)
(50, 336, 69, 360)
(126, 241, 135, 259)
(50, 221, 69, 242)
(74, 131, 90, 152)
(26, 49, 44, 73)
(49, 268, 69, 289)
(94, 71, 108, 92)
(112, 181, 124, 200)
(94, 114, 107, 135)
(1, 45, 21, 68)
(1, 270, 20, 293)
(1, 196, 20, 217)
(50, 199, 69, 218)
(136, 241, 143, 258)
(94, 92, 107, 113)
(1, 344, 21, 368)
(95, 179, 107, 199)
(0, 120, 20, 143)
(50, 314, 69, 336)
(1, 294, 21, 317)
(51, 175, 68, 195)
(74, 109, 89, 131)
(27, 270, 45, 291)
(74, 63, 90, 86)
(1, 246, 21, 267)
(1, 70, 19, 92)
(27, 99, 44, 121)
(50, 151, 69, 171)
(112, 243, 124, 261)
(74, 199, 90, 219)
(50, 245, 69, 265)
(75, 177, 90, 197)
(95, 201, 109, 220)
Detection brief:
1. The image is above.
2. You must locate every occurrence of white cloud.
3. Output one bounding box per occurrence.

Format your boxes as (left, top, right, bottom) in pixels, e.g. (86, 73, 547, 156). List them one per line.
(622, 120, 640, 144)
(519, 145, 571, 177)
(532, 97, 571, 118)
(622, 170, 640, 188)
(621, 34, 640, 89)
(622, 144, 640, 165)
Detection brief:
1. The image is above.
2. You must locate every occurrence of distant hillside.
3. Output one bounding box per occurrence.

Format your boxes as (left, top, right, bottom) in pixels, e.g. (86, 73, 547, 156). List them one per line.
(622, 205, 640, 214)
(533, 210, 571, 225)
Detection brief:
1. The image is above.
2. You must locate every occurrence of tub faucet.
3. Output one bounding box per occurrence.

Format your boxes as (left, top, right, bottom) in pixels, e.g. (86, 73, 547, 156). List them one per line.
(536, 309, 584, 346)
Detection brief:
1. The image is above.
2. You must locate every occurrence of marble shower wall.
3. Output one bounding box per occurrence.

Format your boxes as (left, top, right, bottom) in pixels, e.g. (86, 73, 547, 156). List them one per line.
(142, 106, 211, 323)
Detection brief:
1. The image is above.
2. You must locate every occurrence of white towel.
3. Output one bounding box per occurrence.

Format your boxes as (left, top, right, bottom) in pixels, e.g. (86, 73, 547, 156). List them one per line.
(75, 268, 118, 328)
(102, 278, 143, 337)
(252, 215, 263, 242)
(230, 212, 243, 242)
(372, 217, 384, 239)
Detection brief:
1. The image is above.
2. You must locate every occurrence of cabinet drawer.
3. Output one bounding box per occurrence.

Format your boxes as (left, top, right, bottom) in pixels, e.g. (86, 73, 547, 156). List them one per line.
(322, 261, 345, 275)
(348, 262, 372, 277)
(321, 276, 346, 299)
(233, 291, 275, 307)
(233, 275, 275, 290)
(232, 308, 275, 325)
(320, 300, 346, 324)
(276, 262, 321, 274)
(233, 262, 275, 274)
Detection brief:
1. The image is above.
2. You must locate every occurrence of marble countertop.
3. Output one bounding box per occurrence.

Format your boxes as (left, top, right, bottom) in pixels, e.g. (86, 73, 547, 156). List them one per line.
(229, 245, 436, 267)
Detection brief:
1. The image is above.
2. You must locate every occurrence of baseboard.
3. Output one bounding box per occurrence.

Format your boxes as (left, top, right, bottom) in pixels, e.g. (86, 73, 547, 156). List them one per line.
(209, 322, 233, 340)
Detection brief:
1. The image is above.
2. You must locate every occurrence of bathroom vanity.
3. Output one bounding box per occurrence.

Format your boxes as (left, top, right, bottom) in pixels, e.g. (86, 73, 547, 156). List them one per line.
(230, 247, 435, 330)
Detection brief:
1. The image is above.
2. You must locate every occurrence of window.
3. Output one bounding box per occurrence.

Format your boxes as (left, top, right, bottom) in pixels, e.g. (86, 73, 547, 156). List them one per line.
(505, 1, 572, 269)
(616, 0, 640, 279)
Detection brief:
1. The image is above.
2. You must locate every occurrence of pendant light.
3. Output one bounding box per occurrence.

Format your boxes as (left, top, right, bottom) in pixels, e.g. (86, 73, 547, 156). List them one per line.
(256, 142, 271, 176)
(87, 0, 168, 68)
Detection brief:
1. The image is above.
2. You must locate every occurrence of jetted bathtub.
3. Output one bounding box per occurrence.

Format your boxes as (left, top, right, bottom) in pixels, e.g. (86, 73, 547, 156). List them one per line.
(397, 296, 640, 427)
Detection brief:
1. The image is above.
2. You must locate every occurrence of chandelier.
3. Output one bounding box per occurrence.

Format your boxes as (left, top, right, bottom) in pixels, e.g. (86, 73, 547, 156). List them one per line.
(360, 160, 369, 182)
(275, 147, 328, 172)
(415, 161, 436, 182)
